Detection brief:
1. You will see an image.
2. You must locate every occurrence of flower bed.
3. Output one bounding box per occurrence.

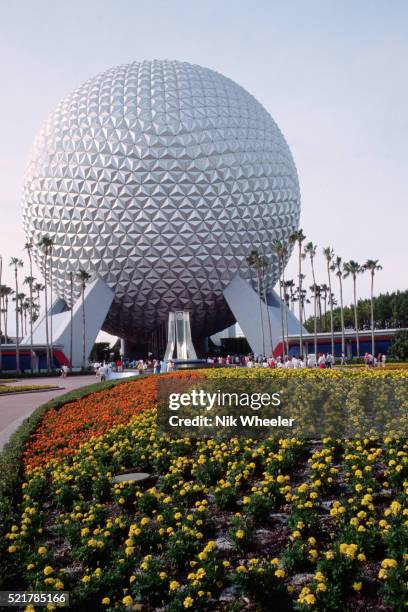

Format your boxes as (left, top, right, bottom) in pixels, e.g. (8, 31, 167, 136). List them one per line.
(2, 369, 407, 611)
(0, 384, 57, 395)
(23, 371, 204, 470)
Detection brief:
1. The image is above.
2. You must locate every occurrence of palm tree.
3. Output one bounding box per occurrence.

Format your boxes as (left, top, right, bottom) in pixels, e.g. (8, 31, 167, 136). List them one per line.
(13, 293, 26, 340)
(9, 258, 23, 374)
(76, 269, 91, 369)
(246, 250, 266, 356)
(38, 235, 53, 371)
(331, 256, 345, 357)
(285, 279, 296, 311)
(323, 247, 335, 357)
(272, 239, 289, 355)
(363, 259, 382, 356)
(343, 260, 363, 357)
(69, 271, 74, 371)
(34, 282, 44, 306)
(303, 242, 318, 359)
(289, 229, 306, 356)
(296, 285, 309, 325)
(260, 255, 274, 356)
(49, 239, 55, 369)
(0, 285, 13, 343)
(24, 241, 35, 373)
(320, 283, 329, 331)
(316, 284, 323, 330)
(22, 299, 31, 335)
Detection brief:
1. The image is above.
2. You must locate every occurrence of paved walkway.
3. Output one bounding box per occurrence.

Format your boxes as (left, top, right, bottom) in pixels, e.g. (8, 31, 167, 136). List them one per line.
(0, 375, 98, 451)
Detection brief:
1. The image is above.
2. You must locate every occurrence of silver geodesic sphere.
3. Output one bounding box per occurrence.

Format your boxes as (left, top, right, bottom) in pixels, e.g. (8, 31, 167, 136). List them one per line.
(22, 60, 300, 341)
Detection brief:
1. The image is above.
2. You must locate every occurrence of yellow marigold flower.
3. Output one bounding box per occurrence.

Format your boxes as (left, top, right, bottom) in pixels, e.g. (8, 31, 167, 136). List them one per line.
(270, 558, 280, 566)
(8, 545, 17, 553)
(183, 596, 194, 609)
(381, 558, 398, 569)
(159, 571, 167, 580)
(122, 595, 133, 606)
(339, 543, 358, 558)
(101, 598, 110, 605)
(357, 553, 366, 562)
(353, 582, 362, 591)
(140, 517, 150, 526)
(236, 565, 247, 573)
(82, 575, 91, 583)
(317, 582, 327, 592)
(235, 529, 245, 539)
(274, 569, 285, 578)
(43, 566, 54, 576)
(26, 563, 35, 570)
(169, 580, 180, 591)
(38, 546, 47, 555)
(130, 575, 136, 583)
(223, 560, 231, 567)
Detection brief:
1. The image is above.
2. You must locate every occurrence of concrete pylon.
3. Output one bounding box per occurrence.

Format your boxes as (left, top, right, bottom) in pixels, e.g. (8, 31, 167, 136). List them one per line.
(223, 274, 306, 356)
(21, 277, 114, 367)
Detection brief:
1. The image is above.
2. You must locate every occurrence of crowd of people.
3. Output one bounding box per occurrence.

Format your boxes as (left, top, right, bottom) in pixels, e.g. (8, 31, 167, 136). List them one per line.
(363, 352, 387, 368)
(88, 350, 387, 381)
(206, 353, 334, 369)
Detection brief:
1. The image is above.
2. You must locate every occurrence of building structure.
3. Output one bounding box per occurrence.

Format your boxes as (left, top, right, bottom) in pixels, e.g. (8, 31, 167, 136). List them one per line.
(21, 59, 301, 363)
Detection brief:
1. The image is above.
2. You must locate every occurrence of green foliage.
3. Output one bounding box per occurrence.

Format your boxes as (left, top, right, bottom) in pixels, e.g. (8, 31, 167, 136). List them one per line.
(89, 341, 111, 363)
(0, 384, 57, 394)
(305, 289, 408, 333)
(389, 329, 408, 360)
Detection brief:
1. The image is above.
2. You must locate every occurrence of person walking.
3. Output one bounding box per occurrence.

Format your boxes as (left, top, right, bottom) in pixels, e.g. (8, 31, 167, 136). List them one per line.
(99, 363, 108, 382)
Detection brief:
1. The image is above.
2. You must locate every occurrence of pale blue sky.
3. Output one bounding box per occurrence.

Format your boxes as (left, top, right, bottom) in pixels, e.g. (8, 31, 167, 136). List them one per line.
(1, 0, 407, 335)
